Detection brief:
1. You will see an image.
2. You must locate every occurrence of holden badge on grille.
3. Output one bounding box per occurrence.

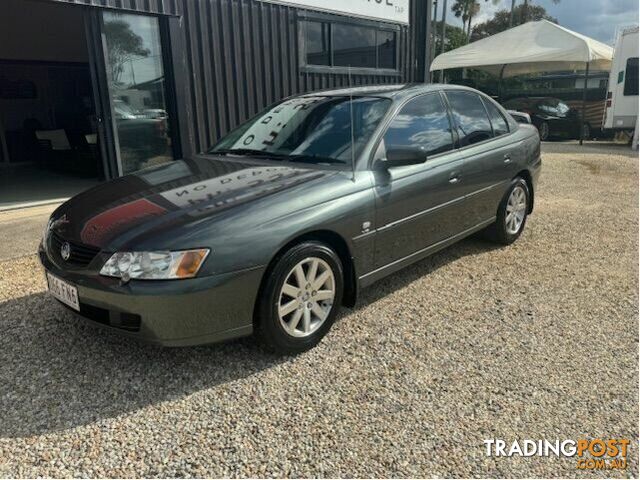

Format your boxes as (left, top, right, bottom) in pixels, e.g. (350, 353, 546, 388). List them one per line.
(61, 242, 71, 261)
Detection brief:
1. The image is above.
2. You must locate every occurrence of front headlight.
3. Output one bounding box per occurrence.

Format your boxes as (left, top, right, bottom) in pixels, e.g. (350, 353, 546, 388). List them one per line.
(100, 249, 210, 281)
(42, 217, 53, 244)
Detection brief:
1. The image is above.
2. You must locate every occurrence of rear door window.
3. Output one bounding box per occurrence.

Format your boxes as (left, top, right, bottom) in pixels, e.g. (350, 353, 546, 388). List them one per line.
(383, 93, 455, 157)
(446, 91, 493, 147)
(483, 98, 510, 136)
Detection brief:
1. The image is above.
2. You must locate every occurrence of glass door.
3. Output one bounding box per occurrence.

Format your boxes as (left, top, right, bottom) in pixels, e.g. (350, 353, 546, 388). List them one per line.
(101, 12, 175, 175)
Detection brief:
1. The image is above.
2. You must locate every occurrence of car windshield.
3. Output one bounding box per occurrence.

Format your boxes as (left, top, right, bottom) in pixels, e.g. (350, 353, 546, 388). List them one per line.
(537, 99, 571, 117)
(209, 96, 391, 165)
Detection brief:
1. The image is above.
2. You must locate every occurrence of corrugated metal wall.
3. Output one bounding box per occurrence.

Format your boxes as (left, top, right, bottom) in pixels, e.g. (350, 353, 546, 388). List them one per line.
(179, 0, 419, 154)
(49, 0, 181, 15)
(45, 0, 427, 155)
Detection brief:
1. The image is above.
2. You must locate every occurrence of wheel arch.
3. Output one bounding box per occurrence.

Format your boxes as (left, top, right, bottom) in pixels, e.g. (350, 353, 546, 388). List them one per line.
(515, 169, 535, 214)
(253, 230, 358, 330)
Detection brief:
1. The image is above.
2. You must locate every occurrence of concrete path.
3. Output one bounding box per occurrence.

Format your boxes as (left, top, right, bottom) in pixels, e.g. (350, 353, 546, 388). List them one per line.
(0, 204, 58, 262)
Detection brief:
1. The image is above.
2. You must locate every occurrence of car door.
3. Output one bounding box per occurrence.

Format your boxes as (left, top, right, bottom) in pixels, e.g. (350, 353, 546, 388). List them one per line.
(372, 92, 466, 269)
(444, 91, 519, 229)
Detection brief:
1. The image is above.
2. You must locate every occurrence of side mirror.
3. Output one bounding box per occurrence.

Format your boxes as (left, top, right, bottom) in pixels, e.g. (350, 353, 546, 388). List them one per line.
(379, 146, 427, 169)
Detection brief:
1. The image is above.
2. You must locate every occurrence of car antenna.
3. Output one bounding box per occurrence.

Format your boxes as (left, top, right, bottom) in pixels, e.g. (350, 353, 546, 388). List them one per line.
(348, 65, 356, 182)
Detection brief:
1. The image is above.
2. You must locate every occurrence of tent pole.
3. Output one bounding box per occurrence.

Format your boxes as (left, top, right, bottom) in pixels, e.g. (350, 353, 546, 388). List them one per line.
(425, 0, 433, 83)
(498, 64, 507, 103)
(580, 61, 590, 145)
(440, 0, 448, 83)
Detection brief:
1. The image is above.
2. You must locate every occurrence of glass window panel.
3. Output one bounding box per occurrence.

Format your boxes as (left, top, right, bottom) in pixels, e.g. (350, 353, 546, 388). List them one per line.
(383, 93, 454, 157)
(483, 98, 509, 136)
(303, 20, 330, 66)
(446, 91, 493, 147)
(624, 57, 639, 96)
(333, 23, 377, 68)
(211, 96, 391, 164)
(377, 30, 397, 69)
(102, 12, 173, 175)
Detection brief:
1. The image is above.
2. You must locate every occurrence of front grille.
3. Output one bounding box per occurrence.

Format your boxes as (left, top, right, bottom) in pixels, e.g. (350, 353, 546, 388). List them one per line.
(50, 232, 101, 267)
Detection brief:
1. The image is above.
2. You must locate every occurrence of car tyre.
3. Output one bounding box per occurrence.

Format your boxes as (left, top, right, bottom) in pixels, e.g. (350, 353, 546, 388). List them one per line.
(483, 177, 530, 245)
(256, 241, 344, 354)
(538, 121, 550, 141)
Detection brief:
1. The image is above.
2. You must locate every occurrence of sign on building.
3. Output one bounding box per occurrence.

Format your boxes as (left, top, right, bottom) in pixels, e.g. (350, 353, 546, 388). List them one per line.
(259, 0, 410, 24)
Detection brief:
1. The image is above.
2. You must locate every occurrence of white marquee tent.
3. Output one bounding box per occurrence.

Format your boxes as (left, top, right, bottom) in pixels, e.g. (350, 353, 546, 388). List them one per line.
(430, 20, 614, 143)
(430, 20, 614, 77)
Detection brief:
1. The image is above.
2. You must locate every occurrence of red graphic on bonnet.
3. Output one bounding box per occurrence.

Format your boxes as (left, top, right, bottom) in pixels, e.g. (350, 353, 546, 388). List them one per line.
(80, 199, 167, 246)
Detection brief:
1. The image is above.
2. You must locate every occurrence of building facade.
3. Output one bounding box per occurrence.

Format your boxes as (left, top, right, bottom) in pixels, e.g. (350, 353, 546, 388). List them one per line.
(0, 0, 432, 207)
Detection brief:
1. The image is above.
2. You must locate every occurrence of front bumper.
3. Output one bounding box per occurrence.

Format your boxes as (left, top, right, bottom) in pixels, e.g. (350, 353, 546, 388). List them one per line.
(39, 246, 265, 346)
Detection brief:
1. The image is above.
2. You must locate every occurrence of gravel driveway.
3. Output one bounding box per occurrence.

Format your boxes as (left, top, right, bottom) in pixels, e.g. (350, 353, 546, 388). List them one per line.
(0, 142, 637, 478)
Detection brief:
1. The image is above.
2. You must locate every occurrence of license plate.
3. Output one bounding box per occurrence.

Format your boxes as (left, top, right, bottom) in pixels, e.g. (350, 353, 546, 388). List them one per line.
(46, 272, 80, 312)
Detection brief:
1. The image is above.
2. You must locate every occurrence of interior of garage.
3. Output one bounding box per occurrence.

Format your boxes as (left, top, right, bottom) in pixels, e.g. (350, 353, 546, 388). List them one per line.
(0, 0, 103, 210)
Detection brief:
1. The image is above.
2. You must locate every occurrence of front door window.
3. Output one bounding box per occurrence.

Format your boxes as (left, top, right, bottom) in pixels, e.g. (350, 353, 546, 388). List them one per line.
(102, 12, 173, 175)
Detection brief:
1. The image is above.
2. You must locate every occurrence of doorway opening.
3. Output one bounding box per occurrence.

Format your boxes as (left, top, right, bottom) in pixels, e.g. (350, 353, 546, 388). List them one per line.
(0, 1, 179, 211)
(0, 0, 103, 210)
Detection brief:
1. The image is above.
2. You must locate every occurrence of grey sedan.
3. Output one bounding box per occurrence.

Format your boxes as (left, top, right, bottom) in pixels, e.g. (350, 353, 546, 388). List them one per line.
(39, 84, 541, 354)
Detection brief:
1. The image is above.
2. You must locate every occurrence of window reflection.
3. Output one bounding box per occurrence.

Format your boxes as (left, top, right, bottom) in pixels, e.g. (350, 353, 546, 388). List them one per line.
(483, 99, 510, 136)
(211, 96, 391, 164)
(384, 93, 454, 157)
(303, 21, 330, 66)
(446, 91, 493, 147)
(103, 13, 173, 175)
(302, 20, 398, 70)
(333, 24, 377, 68)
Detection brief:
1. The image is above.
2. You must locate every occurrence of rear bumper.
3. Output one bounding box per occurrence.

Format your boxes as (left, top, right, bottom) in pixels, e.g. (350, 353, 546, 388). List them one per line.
(39, 246, 265, 346)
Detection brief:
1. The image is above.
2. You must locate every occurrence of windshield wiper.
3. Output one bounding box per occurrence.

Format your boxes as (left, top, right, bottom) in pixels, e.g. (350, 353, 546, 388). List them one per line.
(212, 149, 344, 165)
(212, 148, 289, 159)
(287, 154, 345, 165)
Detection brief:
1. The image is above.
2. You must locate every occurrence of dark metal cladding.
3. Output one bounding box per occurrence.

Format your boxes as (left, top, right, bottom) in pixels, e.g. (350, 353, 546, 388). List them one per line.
(45, 0, 427, 155)
(178, 0, 418, 155)
(47, 0, 182, 15)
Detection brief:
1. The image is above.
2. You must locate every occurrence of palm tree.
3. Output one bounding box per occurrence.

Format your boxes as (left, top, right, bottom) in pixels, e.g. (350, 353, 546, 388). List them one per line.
(512, 0, 561, 25)
(451, 0, 476, 40)
(452, 0, 499, 41)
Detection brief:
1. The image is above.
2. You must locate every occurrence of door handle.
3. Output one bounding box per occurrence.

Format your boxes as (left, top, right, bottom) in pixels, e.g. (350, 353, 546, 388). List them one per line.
(449, 172, 461, 184)
(503, 153, 512, 164)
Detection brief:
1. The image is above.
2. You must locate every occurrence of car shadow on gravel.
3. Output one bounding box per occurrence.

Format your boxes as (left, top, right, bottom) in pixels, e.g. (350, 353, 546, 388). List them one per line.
(0, 293, 288, 438)
(0, 236, 498, 439)
(352, 236, 501, 309)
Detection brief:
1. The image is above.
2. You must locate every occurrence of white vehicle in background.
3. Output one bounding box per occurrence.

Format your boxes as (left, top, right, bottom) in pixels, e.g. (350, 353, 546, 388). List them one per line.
(604, 26, 639, 133)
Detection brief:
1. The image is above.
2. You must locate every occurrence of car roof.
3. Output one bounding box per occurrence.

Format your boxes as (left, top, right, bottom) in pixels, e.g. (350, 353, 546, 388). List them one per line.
(507, 96, 562, 102)
(299, 83, 482, 101)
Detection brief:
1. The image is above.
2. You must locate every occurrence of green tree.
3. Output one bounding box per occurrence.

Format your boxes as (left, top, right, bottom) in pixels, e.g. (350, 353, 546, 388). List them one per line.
(433, 22, 469, 53)
(471, 3, 557, 41)
(520, 0, 561, 24)
(104, 19, 150, 86)
(451, 0, 499, 41)
(451, 0, 479, 40)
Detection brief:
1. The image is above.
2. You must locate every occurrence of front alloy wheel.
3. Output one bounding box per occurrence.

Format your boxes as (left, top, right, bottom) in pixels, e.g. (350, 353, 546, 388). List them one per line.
(278, 257, 336, 338)
(257, 241, 343, 354)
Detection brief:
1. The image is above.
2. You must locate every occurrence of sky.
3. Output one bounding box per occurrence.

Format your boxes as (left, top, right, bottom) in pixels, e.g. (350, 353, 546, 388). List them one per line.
(435, 0, 639, 45)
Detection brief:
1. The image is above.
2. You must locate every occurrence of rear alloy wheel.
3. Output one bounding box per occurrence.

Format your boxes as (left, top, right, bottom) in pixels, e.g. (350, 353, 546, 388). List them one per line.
(483, 177, 530, 245)
(257, 241, 343, 354)
(505, 185, 527, 235)
(538, 121, 550, 141)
